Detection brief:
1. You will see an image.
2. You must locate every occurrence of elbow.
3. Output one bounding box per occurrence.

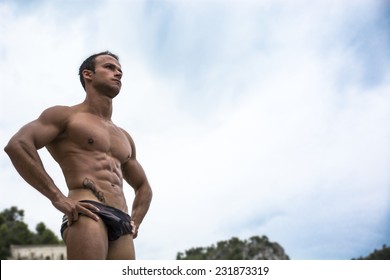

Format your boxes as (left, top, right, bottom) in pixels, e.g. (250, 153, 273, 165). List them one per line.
(4, 140, 17, 156)
(4, 138, 25, 157)
(146, 186, 153, 197)
(147, 185, 153, 203)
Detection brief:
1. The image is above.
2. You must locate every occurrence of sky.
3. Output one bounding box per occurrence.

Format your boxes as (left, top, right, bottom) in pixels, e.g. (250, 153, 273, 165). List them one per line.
(0, 0, 389, 260)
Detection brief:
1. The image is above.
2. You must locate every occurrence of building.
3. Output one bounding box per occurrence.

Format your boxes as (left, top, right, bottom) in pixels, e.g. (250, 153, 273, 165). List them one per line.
(8, 244, 67, 260)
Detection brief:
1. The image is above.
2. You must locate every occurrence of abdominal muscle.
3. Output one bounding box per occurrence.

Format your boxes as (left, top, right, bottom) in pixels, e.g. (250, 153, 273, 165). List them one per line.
(60, 152, 129, 213)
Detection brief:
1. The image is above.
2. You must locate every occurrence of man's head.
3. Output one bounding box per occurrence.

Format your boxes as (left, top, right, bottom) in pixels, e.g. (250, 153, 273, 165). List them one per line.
(79, 51, 119, 90)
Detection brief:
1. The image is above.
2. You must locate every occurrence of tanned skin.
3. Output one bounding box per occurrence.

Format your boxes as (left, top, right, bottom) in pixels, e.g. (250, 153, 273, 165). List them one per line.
(4, 54, 152, 259)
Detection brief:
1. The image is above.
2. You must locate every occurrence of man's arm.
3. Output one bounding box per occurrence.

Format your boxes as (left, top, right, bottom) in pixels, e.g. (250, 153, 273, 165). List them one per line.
(121, 130, 153, 238)
(4, 106, 99, 225)
(5, 106, 68, 200)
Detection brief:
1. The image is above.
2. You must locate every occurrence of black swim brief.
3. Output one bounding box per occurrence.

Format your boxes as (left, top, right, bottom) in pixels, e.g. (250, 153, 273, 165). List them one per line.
(60, 200, 133, 241)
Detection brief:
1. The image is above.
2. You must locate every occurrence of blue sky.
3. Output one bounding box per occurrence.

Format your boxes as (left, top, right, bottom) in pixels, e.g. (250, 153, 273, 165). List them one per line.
(1, 0, 389, 260)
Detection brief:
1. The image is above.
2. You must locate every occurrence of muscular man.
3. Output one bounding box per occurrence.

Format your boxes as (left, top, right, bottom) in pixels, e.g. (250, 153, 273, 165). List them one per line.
(4, 51, 152, 260)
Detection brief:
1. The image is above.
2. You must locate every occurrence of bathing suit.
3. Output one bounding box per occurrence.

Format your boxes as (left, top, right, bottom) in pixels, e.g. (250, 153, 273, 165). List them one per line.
(60, 200, 133, 241)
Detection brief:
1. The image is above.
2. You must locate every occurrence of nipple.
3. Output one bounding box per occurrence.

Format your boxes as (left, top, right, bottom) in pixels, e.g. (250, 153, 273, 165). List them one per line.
(88, 138, 94, 144)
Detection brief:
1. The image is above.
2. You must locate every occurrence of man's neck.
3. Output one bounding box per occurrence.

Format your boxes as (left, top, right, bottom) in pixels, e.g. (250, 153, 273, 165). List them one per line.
(83, 93, 113, 121)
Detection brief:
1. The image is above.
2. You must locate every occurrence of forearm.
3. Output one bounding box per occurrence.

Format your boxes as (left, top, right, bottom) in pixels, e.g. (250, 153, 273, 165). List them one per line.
(131, 183, 152, 229)
(4, 139, 65, 202)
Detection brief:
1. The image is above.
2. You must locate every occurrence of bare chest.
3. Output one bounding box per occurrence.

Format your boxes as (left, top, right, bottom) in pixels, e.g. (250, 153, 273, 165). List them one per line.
(64, 114, 131, 163)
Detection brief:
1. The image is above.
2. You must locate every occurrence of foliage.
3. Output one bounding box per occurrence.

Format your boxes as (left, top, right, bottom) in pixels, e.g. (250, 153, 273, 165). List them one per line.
(0, 206, 62, 259)
(176, 235, 289, 260)
(353, 245, 390, 260)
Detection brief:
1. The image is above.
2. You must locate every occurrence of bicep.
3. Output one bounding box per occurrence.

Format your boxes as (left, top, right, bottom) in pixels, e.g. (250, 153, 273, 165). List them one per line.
(19, 122, 60, 149)
(11, 107, 67, 149)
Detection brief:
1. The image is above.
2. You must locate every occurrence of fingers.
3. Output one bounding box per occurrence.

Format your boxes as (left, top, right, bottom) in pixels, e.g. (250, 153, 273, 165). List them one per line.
(67, 208, 79, 226)
(80, 201, 100, 212)
(131, 220, 138, 239)
(67, 213, 73, 226)
(72, 207, 79, 221)
(66, 202, 100, 226)
(66, 203, 80, 226)
(78, 201, 100, 221)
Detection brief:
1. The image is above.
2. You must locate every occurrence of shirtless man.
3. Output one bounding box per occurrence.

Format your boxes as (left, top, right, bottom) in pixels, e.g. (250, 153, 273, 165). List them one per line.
(4, 51, 152, 260)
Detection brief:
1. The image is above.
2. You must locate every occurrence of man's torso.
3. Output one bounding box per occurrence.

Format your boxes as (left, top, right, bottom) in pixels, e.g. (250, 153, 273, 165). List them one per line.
(46, 106, 132, 212)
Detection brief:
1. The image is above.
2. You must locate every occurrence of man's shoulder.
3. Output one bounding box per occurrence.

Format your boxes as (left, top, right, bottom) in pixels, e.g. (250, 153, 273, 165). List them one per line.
(118, 127, 133, 141)
(42, 105, 72, 114)
(38, 105, 78, 125)
(117, 127, 136, 154)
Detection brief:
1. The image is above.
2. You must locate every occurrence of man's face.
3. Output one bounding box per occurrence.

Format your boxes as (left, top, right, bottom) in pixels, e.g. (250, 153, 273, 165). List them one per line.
(91, 55, 123, 97)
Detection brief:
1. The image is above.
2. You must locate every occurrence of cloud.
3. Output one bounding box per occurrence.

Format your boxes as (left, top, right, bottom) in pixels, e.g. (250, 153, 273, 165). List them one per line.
(1, 0, 389, 260)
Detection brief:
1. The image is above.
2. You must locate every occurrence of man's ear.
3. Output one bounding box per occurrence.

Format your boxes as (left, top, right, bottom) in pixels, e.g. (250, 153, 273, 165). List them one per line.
(82, 69, 93, 82)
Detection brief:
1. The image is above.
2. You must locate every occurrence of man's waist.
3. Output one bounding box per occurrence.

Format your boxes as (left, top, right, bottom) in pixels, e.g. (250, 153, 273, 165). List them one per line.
(67, 188, 128, 213)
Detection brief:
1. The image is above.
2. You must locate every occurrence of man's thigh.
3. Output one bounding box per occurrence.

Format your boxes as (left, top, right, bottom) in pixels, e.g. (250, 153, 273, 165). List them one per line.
(107, 234, 135, 260)
(63, 215, 108, 259)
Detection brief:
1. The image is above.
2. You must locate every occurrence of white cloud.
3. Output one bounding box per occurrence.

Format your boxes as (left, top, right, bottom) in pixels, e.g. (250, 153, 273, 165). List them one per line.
(1, 0, 389, 260)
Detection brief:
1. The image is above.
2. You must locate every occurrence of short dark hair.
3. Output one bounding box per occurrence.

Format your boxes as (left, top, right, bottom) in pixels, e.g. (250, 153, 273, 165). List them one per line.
(79, 51, 119, 89)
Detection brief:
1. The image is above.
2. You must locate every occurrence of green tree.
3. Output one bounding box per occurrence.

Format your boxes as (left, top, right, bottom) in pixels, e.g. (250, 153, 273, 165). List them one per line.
(177, 235, 289, 260)
(0, 207, 62, 259)
(354, 245, 390, 260)
(34, 222, 61, 244)
(177, 247, 207, 260)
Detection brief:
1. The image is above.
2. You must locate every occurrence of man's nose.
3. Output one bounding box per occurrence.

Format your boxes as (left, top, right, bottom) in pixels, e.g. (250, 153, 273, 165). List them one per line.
(115, 70, 122, 79)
